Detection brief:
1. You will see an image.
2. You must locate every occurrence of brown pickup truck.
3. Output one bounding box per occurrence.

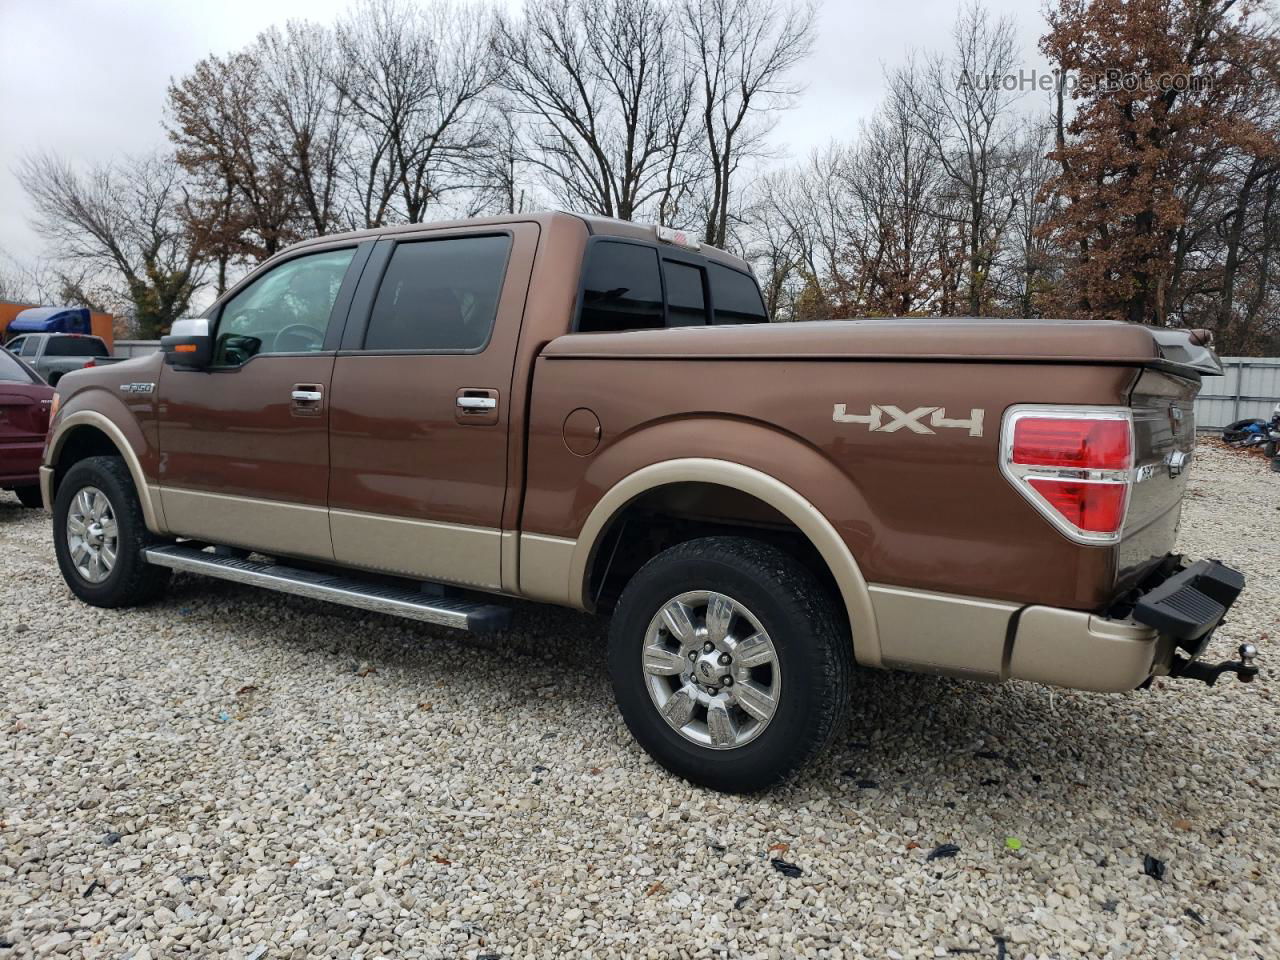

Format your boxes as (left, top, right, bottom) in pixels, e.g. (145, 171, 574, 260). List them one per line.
(40, 211, 1252, 792)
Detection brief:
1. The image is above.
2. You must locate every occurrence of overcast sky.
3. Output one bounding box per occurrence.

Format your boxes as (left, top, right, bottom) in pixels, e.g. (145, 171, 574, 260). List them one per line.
(0, 0, 1051, 269)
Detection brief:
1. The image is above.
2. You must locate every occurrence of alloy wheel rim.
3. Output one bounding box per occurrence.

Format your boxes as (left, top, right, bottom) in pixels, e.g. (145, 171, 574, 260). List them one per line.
(642, 590, 781, 750)
(66, 485, 118, 584)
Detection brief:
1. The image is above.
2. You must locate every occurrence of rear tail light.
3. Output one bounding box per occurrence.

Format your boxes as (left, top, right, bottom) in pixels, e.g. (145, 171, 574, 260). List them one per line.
(1000, 406, 1134, 544)
(83, 360, 96, 368)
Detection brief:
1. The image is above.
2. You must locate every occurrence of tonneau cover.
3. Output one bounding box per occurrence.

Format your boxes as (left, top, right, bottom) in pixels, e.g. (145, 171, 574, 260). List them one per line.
(544, 317, 1216, 375)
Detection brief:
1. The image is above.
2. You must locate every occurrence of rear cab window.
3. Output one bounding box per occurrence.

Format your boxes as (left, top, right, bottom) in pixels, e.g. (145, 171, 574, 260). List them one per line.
(579, 242, 664, 333)
(708, 262, 768, 325)
(576, 238, 767, 333)
(44, 337, 108, 358)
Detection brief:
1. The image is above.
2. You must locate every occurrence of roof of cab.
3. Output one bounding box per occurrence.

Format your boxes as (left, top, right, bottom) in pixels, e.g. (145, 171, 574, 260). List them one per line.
(278, 210, 751, 272)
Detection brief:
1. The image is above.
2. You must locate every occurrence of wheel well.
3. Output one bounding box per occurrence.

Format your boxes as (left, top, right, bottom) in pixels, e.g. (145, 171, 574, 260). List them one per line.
(586, 481, 844, 620)
(52, 426, 121, 495)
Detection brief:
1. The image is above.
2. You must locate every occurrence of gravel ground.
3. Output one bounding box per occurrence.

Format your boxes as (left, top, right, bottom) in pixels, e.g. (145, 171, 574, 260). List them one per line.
(1, 442, 1278, 960)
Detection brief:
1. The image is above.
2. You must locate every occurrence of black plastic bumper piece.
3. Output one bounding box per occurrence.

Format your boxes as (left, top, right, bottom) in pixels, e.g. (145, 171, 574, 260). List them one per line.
(1131, 559, 1245, 647)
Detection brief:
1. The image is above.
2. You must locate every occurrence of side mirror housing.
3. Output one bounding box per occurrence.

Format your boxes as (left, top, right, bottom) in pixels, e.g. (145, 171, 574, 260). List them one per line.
(161, 318, 213, 369)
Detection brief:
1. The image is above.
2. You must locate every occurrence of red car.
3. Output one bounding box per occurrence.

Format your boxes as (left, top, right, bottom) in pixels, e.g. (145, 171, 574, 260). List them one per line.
(1, 346, 54, 508)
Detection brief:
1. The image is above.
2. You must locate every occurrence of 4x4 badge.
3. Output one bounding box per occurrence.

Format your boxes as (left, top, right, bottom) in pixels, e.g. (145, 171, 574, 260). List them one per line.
(833, 403, 985, 437)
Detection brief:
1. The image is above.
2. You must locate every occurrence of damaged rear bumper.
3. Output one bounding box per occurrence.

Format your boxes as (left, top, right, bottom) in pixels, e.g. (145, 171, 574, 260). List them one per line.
(1008, 558, 1252, 691)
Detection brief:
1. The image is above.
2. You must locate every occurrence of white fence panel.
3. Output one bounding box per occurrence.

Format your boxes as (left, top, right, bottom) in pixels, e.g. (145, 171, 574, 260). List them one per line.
(1194, 357, 1280, 430)
(113, 339, 160, 359)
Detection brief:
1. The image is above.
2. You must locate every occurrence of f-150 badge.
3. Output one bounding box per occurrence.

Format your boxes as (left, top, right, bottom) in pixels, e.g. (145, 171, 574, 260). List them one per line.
(833, 404, 984, 437)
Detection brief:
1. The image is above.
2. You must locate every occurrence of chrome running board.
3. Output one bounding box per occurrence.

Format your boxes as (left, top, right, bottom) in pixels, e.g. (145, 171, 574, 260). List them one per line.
(143, 544, 510, 634)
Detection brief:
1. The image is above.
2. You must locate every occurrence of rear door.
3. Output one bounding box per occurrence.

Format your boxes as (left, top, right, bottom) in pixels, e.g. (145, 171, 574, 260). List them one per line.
(0, 349, 53, 485)
(157, 241, 370, 559)
(326, 222, 539, 590)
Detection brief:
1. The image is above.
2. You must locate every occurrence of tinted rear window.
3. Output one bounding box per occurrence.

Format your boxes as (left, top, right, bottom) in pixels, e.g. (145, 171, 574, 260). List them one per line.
(0, 349, 36, 383)
(663, 260, 708, 327)
(579, 242, 664, 333)
(44, 337, 108, 357)
(365, 235, 511, 352)
(708, 263, 768, 324)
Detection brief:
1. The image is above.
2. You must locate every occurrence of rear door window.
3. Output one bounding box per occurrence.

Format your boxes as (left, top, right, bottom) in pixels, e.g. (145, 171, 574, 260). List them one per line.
(708, 262, 768, 324)
(364, 235, 512, 352)
(663, 260, 708, 327)
(579, 241, 664, 333)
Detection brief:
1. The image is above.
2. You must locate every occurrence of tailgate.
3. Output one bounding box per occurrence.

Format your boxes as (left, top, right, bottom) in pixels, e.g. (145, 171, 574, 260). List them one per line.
(1117, 368, 1199, 589)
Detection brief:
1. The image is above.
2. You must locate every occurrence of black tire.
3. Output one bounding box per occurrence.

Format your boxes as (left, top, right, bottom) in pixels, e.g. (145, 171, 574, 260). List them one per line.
(52, 456, 170, 607)
(1264, 440, 1276, 459)
(13, 485, 43, 508)
(608, 536, 852, 793)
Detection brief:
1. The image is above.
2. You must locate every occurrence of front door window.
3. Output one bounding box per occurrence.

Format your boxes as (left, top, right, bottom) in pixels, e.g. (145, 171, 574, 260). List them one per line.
(214, 248, 356, 366)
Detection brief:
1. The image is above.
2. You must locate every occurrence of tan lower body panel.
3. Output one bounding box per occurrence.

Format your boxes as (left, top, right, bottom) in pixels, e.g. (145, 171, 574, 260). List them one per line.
(872, 582, 1167, 692)
(329, 508, 502, 590)
(160, 487, 333, 560)
(1008, 606, 1166, 692)
(39, 466, 54, 512)
(518, 533, 578, 606)
(870, 584, 1018, 681)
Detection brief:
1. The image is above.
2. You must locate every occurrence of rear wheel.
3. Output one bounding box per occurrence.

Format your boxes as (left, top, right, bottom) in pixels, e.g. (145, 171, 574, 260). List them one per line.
(52, 456, 169, 607)
(13, 485, 42, 508)
(608, 536, 852, 793)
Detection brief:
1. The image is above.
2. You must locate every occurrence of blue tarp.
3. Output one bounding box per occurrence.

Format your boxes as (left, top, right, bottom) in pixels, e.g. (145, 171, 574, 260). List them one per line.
(8, 306, 91, 335)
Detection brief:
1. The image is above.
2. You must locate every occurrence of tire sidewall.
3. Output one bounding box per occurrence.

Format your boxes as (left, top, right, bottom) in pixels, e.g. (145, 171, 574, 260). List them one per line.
(609, 548, 836, 791)
(53, 458, 145, 605)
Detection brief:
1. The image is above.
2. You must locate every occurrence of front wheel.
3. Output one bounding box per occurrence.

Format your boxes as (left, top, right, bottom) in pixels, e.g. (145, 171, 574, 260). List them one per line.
(608, 537, 852, 793)
(52, 456, 170, 607)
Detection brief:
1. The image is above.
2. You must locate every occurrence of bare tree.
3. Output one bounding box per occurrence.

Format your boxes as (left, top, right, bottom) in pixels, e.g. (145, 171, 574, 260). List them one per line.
(906, 2, 1023, 315)
(333, 0, 500, 227)
(680, 0, 814, 248)
(17, 153, 204, 337)
(256, 21, 349, 237)
(999, 118, 1057, 317)
(496, 0, 695, 222)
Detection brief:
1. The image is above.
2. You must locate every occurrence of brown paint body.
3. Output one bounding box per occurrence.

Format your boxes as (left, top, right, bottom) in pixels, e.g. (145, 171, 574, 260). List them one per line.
(45, 212, 1201, 615)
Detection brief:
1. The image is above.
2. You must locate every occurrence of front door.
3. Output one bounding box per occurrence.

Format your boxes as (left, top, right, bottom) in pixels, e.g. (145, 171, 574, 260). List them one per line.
(157, 242, 369, 560)
(327, 224, 539, 590)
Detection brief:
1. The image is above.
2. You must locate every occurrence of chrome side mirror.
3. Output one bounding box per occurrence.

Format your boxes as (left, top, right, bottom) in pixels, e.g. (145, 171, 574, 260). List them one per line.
(161, 318, 212, 370)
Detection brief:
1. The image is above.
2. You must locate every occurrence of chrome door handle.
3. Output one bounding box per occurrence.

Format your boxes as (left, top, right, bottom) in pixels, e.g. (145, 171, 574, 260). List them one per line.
(292, 390, 323, 402)
(457, 396, 497, 411)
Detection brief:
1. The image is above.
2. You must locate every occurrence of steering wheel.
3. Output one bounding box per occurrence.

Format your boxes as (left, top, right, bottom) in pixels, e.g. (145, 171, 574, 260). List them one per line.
(272, 323, 325, 353)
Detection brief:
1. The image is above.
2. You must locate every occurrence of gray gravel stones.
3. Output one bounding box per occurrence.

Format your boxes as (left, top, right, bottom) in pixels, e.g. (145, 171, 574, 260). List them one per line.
(2, 440, 1278, 958)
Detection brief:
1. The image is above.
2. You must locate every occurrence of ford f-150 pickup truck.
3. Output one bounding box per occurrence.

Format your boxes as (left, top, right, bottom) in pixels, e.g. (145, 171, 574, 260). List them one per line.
(39, 212, 1252, 792)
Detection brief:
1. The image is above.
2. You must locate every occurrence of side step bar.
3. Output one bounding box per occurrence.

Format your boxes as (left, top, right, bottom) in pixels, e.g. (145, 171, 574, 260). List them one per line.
(144, 544, 511, 634)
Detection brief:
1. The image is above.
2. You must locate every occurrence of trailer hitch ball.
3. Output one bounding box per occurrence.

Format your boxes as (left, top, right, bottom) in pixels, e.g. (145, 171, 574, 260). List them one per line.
(1239, 643, 1258, 682)
(1169, 641, 1260, 686)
